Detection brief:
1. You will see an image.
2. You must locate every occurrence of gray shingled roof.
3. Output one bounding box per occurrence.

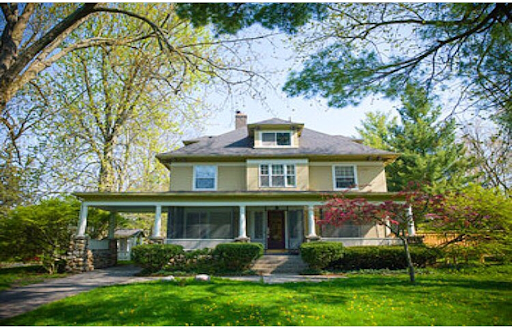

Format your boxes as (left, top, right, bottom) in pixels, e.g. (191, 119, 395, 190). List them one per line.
(157, 118, 397, 160)
(248, 118, 302, 125)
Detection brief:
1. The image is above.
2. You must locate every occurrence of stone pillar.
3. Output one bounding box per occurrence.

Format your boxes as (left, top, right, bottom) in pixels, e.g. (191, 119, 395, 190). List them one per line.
(407, 205, 416, 236)
(306, 205, 320, 242)
(77, 203, 88, 237)
(66, 236, 94, 273)
(235, 205, 250, 242)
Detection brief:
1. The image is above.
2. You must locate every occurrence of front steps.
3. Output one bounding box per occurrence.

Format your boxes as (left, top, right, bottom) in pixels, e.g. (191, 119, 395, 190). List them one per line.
(251, 254, 307, 275)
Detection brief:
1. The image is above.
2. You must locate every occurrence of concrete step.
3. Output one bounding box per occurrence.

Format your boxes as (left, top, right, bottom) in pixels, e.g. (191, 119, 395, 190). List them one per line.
(251, 254, 307, 274)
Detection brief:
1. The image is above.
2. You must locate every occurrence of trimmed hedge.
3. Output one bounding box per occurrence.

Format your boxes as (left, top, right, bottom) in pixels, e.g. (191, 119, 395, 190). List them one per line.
(300, 242, 344, 270)
(330, 246, 441, 271)
(132, 244, 184, 272)
(213, 242, 264, 271)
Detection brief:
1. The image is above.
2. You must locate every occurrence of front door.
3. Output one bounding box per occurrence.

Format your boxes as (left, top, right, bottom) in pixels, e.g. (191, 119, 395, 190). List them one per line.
(267, 210, 285, 249)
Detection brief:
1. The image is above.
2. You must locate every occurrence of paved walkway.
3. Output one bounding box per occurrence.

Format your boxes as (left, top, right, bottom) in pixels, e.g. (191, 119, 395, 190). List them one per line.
(0, 265, 146, 319)
(220, 274, 346, 284)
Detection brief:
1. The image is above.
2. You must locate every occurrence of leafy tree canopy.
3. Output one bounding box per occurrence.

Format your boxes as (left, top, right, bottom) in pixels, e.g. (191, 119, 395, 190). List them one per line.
(175, 3, 326, 35)
(357, 83, 474, 192)
(283, 3, 512, 132)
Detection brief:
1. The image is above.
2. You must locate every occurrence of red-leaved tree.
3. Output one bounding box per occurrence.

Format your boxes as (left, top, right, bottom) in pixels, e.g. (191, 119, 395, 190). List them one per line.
(319, 188, 444, 283)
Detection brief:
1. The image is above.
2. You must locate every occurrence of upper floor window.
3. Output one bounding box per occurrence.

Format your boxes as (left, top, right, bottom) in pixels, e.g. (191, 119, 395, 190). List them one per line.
(261, 132, 292, 147)
(260, 164, 296, 187)
(333, 165, 357, 190)
(193, 165, 217, 190)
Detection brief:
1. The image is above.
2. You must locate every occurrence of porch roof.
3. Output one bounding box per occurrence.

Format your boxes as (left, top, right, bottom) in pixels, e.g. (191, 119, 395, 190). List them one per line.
(74, 191, 402, 212)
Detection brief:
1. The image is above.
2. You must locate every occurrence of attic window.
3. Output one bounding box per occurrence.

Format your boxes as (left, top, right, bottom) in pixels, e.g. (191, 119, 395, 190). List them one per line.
(261, 132, 291, 147)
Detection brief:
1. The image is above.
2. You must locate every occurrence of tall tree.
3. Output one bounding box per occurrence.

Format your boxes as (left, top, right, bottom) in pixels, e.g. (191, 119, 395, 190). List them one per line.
(32, 4, 219, 192)
(462, 121, 511, 195)
(283, 3, 512, 133)
(357, 84, 473, 192)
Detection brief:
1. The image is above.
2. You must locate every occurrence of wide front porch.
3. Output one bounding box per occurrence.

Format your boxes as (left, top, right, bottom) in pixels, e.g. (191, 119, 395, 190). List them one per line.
(74, 191, 403, 253)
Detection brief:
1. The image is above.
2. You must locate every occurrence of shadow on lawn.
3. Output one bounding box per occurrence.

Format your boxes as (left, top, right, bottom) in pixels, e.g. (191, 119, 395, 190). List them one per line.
(2, 280, 331, 326)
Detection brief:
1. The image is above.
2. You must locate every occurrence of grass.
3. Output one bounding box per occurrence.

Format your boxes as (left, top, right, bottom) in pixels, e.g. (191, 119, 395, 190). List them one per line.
(1, 265, 511, 326)
(0, 265, 66, 292)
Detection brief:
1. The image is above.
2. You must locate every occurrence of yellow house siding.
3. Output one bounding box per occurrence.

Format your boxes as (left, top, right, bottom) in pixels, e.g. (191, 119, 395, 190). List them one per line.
(218, 165, 246, 191)
(170, 165, 193, 191)
(170, 163, 246, 191)
(309, 165, 332, 191)
(357, 165, 387, 192)
(309, 162, 388, 192)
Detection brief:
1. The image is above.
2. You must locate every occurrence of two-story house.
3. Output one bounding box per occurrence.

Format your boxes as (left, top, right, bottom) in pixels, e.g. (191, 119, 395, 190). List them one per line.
(74, 112, 400, 252)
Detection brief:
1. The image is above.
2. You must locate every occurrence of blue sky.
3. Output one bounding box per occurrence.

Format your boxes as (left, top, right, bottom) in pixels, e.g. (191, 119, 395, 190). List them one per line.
(195, 29, 400, 139)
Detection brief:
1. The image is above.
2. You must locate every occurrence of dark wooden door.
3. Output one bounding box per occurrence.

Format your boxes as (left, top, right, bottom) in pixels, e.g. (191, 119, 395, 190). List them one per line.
(267, 211, 285, 249)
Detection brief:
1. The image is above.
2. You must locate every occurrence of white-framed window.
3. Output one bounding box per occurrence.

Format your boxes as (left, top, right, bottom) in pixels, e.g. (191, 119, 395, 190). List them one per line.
(193, 165, 217, 190)
(260, 164, 296, 187)
(260, 131, 292, 147)
(332, 165, 357, 190)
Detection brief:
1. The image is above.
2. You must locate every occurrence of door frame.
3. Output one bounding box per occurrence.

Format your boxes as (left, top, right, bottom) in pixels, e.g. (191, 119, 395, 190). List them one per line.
(266, 210, 287, 249)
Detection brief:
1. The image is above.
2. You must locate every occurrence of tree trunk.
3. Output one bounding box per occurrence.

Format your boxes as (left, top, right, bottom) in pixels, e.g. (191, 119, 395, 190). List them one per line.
(98, 137, 116, 192)
(402, 237, 416, 283)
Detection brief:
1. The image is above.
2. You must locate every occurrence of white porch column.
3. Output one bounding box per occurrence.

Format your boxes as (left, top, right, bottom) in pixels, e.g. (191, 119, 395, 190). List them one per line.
(152, 205, 162, 238)
(307, 205, 318, 238)
(77, 203, 88, 237)
(407, 205, 416, 236)
(238, 205, 247, 239)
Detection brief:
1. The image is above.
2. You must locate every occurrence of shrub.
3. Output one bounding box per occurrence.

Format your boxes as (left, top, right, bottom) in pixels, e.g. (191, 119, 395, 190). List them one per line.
(300, 242, 344, 270)
(132, 244, 184, 272)
(213, 243, 263, 272)
(331, 246, 441, 271)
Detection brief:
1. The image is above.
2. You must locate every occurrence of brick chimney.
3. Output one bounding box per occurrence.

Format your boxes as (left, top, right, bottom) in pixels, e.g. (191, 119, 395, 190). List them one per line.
(235, 111, 247, 129)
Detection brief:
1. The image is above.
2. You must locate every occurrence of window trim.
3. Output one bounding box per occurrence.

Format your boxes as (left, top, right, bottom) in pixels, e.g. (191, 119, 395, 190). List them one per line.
(332, 165, 358, 190)
(256, 130, 295, 148)
(259, 163, 297, 188)
(192, 165, 218, 191)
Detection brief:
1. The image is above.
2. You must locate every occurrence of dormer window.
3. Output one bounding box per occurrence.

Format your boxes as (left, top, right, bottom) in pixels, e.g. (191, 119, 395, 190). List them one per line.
(260, 131, 292, 147)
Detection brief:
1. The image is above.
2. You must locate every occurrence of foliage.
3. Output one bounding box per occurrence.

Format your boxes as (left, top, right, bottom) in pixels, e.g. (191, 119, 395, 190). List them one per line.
(331, 246, 441, 271)
(321, 189, 446, 282)
(462, 121, 511, 195)
(357, 83, 474, 192)
(426, 184, 512, 263)
(0, 197, 121, 272)
(299, 242, 344, 270)
(131, 244, 184, 272)
(284, 3, 512, 133)
(0, 198, 77, 273)
(2, 267, 511, 326)
(176, 3, 326, 35)
(212, 243, 263, 272)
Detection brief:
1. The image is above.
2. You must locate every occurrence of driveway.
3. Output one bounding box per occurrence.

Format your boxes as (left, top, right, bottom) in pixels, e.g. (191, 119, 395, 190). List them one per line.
(0, 265, 144, 319)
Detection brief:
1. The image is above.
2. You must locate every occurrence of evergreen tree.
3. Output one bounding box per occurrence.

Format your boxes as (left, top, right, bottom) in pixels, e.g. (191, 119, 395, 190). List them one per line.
(357, 84, 474, 192)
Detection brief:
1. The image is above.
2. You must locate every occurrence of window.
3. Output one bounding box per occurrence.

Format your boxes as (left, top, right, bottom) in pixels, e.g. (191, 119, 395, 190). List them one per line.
(333, 165, 357, 189)
(168, 207, 235, 239)
(261, 132, 292, 147)
(260, 164, 296, 187)
(194, 165, 216, 190)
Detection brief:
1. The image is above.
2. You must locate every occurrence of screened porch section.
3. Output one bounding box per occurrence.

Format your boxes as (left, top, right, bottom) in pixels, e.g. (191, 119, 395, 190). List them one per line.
(165, 206, 305, 250)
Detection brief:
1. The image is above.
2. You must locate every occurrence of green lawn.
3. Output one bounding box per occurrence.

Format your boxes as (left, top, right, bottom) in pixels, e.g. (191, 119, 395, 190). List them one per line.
(2, 267, 511, 326)
(0, 265, 66, 292)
